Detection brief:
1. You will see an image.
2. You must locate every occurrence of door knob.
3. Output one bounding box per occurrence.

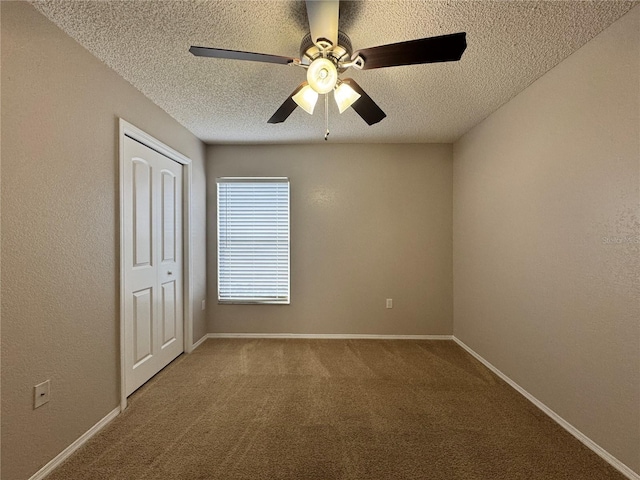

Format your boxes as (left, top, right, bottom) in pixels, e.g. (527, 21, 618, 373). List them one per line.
(168, 271, 173, 275)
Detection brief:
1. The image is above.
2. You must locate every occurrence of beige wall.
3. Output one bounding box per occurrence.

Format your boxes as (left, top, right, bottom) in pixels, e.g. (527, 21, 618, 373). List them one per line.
(453, 6, 639, 473)
(4, 0, 637, 478)
(1, 3, 207, 479)
(207, 144, 453, 335)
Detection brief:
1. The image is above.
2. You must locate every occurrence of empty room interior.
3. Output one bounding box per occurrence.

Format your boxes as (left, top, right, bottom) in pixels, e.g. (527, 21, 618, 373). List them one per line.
(1, 1, 639, 479)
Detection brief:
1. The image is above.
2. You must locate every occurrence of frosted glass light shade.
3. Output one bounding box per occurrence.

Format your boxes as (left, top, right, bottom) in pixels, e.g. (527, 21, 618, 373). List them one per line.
(292, 85, 319, 114)
(307, 58, 338, 94)
(334, 82, 361, 113)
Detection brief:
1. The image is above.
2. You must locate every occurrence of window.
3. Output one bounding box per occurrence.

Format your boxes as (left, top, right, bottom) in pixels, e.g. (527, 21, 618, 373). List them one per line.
(216, 177, 290, 304)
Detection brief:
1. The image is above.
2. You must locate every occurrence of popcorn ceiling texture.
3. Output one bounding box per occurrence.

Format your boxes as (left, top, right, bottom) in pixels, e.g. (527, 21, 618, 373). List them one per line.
(32, 0, 637, 144)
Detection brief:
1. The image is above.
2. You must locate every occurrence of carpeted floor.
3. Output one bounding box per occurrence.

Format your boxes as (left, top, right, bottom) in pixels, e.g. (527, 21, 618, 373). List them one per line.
(47, 339, 625, 479)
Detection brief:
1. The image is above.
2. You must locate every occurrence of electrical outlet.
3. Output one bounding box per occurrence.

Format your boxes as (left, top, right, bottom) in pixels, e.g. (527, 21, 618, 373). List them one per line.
(386, 298, 393, 309)
(201, 299, 206, 311)
(34, 380, 50, 409)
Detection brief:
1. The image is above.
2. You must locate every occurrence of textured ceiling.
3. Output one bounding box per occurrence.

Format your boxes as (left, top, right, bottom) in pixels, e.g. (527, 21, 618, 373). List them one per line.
(32, 1, 637, 144)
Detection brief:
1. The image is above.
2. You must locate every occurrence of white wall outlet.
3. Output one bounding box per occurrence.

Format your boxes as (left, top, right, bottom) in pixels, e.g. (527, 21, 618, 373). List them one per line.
(34, 380, 50, 409)
(201, 299, 206, 311)
(386, 298, 393, 309)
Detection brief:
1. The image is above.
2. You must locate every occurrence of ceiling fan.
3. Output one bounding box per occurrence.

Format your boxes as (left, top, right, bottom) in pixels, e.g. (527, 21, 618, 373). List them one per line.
(190, 0, 466, 139)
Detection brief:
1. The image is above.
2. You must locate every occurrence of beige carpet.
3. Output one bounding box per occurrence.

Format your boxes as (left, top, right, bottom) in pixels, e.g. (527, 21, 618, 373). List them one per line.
(47, 339, 625, 479)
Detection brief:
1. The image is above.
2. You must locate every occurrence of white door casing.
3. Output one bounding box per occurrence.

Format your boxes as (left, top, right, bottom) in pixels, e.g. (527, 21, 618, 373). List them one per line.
(119, 119, 194, 409)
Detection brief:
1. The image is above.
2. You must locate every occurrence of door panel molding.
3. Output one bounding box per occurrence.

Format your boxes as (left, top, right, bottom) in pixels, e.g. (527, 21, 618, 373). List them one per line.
(132, 158, 152, 267)
(161, 169, 177, 263)
(119, 118, 194, 411)
(132, 288, 153, 364)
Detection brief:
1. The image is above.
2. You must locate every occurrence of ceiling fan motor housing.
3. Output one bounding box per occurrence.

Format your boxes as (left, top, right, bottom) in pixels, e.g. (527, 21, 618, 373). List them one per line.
(300, 31, 352, 72)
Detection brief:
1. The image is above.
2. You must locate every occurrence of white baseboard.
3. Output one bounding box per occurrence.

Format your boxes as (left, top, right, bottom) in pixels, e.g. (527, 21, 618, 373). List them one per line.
(29, 406, 120, 480)
(191, 334, 210, 351)
(452, 337, 639, 480)
(206, 333, 454, 340)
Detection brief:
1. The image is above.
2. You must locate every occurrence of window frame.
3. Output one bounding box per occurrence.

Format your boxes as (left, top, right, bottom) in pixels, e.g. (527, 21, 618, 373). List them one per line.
(216, 177, 290, 305)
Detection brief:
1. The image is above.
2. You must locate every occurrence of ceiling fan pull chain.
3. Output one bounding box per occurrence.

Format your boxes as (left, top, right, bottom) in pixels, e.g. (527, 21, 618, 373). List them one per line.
(324, 94, 330, 141)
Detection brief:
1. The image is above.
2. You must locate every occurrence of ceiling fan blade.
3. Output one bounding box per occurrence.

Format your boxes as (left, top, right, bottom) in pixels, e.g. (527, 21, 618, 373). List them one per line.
(267, 82, 308, 124)
(341, 79, 386, 126)
(352, 32, 467, 70)
(306, 0, 339, 47)
(189, 46, 295, 65)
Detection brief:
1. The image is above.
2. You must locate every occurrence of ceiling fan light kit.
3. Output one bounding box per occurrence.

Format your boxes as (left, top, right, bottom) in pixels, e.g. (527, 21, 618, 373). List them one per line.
(190, 0, 467, 139)
(334, 80, 361, 114)
(292, 85, 319, 114)
(307, 57, 338, 94)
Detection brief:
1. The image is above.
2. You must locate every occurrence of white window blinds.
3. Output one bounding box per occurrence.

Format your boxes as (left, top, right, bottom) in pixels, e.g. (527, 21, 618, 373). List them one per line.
(217, 178, 290, 304)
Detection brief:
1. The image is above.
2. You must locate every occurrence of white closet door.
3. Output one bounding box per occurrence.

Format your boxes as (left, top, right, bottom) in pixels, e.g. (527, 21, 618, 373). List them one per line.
(123, 136, 183, 396)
